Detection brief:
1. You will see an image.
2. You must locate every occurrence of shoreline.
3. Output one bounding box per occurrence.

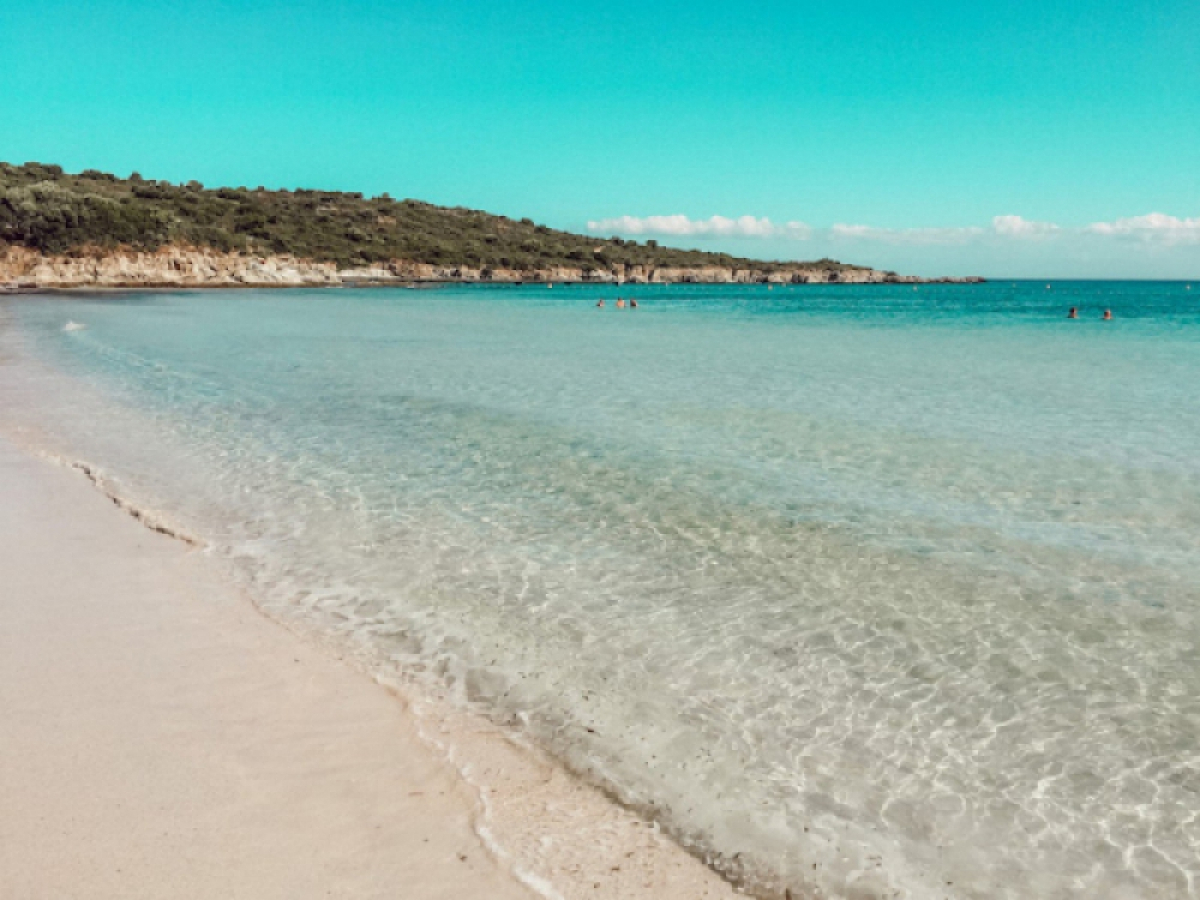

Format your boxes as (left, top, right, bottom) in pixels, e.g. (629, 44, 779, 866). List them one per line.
(5, 274, 1196, 900)
(1, 244, 985, 292)
(3, 277, 983, 295)
(0, 428, 743, 899)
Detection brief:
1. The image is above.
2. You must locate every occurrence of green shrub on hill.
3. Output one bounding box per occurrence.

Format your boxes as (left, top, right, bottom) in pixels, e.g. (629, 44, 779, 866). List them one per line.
(0, 162, 861, 273)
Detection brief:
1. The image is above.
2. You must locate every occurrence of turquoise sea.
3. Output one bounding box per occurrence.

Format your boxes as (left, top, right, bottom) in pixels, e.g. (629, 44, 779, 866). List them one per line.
(3, 281, 1199, 899)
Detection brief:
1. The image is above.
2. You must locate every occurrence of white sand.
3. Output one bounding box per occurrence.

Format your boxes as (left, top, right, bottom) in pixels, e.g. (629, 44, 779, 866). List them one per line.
(0, 435, 740, 899)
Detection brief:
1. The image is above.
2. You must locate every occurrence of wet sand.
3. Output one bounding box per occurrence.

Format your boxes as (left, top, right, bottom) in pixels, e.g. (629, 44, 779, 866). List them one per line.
(0, 434, 739, 899)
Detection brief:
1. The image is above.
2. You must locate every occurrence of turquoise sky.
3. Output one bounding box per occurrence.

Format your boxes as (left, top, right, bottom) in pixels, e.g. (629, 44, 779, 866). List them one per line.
(3, 0, 1198, 277)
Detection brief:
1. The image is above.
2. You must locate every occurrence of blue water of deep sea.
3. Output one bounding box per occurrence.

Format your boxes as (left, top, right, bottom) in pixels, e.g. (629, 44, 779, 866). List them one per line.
(3, 280, 1199, 899)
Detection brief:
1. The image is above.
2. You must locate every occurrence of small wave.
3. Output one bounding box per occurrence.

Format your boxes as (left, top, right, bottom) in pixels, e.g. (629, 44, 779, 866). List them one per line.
(54, 455, 203, 547)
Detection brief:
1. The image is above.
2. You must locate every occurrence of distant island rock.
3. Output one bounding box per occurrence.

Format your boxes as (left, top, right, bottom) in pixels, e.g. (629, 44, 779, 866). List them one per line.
(0, 163, 982, 290)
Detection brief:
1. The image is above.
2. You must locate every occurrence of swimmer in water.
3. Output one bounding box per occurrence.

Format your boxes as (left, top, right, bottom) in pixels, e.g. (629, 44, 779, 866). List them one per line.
(1103, 309, 1113, 320)
(630, 298, 638, 308)
(616, 298, 625, 309)
(596, 299, 605, 308)
(1068, 307, 1078, 319)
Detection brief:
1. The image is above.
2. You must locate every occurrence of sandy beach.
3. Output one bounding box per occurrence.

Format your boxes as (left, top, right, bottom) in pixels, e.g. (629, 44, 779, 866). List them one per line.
(0, 434, 737, 899)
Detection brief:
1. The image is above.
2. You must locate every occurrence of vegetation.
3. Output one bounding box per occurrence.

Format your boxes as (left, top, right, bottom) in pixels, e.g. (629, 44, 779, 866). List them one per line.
(0, 162, 864, 273)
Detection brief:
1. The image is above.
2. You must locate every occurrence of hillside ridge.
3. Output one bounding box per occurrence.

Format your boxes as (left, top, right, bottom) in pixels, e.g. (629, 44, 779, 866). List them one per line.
(0, 163, 981, 288)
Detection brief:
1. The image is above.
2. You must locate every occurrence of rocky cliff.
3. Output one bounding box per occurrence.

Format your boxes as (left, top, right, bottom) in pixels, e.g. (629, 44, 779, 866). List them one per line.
(0, 245, 981, 290)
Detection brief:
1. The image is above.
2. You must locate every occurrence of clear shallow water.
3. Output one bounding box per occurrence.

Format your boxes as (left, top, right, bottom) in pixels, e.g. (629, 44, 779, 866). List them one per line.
(3, 281, 1200, 899)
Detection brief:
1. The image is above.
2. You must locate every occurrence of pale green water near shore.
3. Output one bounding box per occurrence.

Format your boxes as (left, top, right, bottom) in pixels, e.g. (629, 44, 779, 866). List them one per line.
(3, 282, 1199, 899)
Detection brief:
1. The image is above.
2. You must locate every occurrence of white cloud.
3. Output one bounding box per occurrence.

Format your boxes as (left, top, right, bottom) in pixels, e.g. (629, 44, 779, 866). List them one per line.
(1085, 213, 1200, 244)
(832, 217, 1057, 243)
(992, 215, 1059, 237)
(587, 215, 812, 239)
(587, 211, 1200, 248)
(830, 223, 984, 244)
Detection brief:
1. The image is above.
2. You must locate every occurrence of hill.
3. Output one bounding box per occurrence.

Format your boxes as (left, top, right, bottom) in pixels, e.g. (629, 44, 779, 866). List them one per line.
(0, 163, 976, 288)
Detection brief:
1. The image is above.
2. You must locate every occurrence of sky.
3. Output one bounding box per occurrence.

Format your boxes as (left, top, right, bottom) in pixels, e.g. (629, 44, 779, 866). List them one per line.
(2, 0, 1199, 278)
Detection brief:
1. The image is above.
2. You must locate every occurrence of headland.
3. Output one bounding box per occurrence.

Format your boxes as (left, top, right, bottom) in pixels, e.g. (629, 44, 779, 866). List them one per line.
(1, 162, 982, 290)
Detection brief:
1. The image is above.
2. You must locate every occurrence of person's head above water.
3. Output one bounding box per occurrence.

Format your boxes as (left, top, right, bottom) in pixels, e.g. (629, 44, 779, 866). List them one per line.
(1068, 307, 1078, 318)
(1103, 309, 1113, 320)
(596, 299, 604, 307)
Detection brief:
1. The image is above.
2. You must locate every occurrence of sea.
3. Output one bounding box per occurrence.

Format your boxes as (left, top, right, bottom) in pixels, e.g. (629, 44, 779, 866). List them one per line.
(2, 281, 1198, 899)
